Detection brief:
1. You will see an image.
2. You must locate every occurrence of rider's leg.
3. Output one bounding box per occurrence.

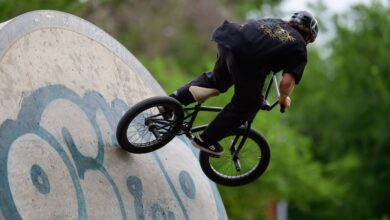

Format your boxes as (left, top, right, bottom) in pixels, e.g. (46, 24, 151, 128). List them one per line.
(199, 48, 266, 143)
(170, 45, 233, 105)
(190, 46, 266, 155)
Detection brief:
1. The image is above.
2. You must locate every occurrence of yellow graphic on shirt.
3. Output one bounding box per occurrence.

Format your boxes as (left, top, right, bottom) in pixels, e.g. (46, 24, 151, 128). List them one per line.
(258, 23, 296, 43)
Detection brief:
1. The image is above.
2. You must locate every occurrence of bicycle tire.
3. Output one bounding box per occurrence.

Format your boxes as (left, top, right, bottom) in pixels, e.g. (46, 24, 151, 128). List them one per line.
(199, 127, 270, 186)
(116, 96, 184, 153)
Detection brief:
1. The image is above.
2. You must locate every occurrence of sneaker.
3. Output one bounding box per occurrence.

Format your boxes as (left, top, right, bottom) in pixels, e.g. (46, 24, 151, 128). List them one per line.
(191, 136, 224, 156)
(157, 105, 173, 120)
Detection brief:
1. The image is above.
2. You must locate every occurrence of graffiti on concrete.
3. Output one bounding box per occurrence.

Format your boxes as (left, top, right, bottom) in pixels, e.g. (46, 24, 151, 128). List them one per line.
(0, 85, 224, 220)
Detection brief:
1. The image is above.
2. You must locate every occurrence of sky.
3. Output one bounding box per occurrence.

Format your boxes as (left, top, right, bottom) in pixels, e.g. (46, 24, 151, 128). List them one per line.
(280, 0, 374, 13)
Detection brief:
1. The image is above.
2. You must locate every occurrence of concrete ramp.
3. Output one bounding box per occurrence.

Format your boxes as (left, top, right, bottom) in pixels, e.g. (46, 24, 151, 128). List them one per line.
(0, 10, 226, 220)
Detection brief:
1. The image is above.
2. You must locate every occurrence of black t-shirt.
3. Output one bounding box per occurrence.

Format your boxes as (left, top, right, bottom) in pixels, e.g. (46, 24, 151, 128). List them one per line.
(212, 19, 307, 84)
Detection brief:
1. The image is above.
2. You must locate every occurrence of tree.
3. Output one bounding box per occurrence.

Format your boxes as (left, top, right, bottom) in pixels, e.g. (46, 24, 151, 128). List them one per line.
(287, 2, 390, 219)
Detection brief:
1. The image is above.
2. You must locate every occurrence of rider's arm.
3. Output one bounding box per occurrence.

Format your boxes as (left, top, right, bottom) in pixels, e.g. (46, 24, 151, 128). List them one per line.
(279, 72, 296, 108)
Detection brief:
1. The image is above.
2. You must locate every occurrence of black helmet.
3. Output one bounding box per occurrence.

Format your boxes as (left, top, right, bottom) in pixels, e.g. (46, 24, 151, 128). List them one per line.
(290, 11, 318, 43)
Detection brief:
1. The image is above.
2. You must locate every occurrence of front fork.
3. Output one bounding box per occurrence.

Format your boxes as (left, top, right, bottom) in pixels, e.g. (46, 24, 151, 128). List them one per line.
(230, 119, 254, 172)
(186, 104, 255, 172)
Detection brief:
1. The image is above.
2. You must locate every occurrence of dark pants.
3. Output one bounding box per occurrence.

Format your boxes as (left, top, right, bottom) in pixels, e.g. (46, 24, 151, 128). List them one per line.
(174, 45, 266, 142)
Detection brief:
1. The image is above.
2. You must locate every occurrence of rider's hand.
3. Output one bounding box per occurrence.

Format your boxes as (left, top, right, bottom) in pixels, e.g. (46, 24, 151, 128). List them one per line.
(279, 96, 291, 109)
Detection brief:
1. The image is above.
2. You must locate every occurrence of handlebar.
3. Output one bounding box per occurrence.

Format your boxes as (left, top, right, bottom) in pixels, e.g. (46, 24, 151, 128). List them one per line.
(280, 106, 286, 113)
(260, 99, 285, 113)
(261, 72, 286, 114)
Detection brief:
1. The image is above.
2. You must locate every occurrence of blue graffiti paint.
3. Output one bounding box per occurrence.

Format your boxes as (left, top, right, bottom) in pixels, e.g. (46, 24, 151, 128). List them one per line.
(179, 171, 195, 200)
(0, 85, 125, 220)
(110, 99, 129, 146)
(152, 152, 189, 220)
(127, 176, 177, 220)
(0, 84, 225, 220)
(176, 136, 227, 220)
(168, 211, 175, 220)
(150, 204, 175, 220)
(151, 203, 167, 220)
(0, 123, 88, 220)
(30, 164, 50, 194)
(126, 176, 144, 220)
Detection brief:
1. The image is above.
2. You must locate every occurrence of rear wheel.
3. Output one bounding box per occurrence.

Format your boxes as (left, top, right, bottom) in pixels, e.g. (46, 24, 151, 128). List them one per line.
(116, 96, 184, 153)
(199, 128, 270, 186)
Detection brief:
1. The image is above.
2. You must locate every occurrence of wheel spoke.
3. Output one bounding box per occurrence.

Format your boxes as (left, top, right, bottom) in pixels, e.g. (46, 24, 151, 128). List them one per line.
(123, 104, 179, 148)
(208, 134, 262, 179)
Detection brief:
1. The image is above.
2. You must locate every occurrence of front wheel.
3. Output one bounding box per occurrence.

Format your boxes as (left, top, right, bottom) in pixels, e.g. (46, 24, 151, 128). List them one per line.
(116, 96, 184, 154)
(199, 128, 270, 186)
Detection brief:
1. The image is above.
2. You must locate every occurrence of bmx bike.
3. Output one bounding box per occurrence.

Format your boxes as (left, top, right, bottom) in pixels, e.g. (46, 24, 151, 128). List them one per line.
(116, 72, 284, 186)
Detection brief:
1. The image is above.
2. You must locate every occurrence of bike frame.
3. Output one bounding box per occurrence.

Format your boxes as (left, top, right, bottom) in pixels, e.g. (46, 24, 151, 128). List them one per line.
(177, 72, 281, 163)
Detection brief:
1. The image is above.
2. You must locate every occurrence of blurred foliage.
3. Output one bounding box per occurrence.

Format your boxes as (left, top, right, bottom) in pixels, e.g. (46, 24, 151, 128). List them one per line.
(1, 0, 389, 220)
(221, 0, 282, 17)
(0, 0, 88, 20)
(288, 2, 390, 219)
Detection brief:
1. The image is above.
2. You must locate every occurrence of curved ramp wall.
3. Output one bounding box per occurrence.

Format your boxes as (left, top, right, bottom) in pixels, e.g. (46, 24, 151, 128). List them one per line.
(0, 10, 227, 220)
